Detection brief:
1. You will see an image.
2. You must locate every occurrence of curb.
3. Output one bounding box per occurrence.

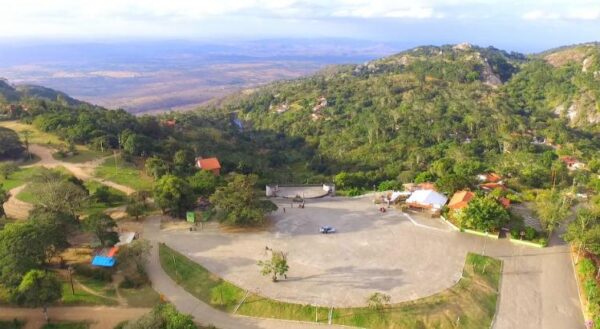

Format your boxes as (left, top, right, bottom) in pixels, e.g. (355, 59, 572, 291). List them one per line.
(508, 238, 545, 248)
(462, 229, 500, 240)
(440, 215, 460, 231)
(570, 248, 590, 326)
(489, 260, 504, 329)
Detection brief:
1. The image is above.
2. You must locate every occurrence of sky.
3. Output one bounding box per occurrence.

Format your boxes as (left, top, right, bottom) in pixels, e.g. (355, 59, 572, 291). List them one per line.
(0, 0, 599, 52)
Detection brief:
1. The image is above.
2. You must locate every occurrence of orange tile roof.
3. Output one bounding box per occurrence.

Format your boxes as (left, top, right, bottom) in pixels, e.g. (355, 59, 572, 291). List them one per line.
(197, 157, 221, 170)
(417, 182, 436, 190)
(479, 182, 506, 190)
(107, 246, 119, 257)
(560, 156, 578, 166)
(448, 190, 475, 210)
(499, 197, 511, 209)
(486, 173, 501, 183)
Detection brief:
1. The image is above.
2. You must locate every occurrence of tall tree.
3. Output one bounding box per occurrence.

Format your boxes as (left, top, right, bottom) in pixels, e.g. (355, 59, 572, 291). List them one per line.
(84, 213, 119, 247)
(189, 170, 220, 197)
(153, 175, 195, 217)
(564, 207, 600, 256)
(0, 162, 18, 179)
(0, 184, 9, 218)
(0, 221, 67, 288)
(13, 270, 62, 323)
(535, 189, 572, 238)
(456, 195, 510, 232)
(210, 174, 277, 226)
(28, 172, 88, 217)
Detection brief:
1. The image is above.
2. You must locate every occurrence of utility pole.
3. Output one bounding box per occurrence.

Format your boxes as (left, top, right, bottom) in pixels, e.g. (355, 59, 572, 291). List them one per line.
(113, 150, 118, 176)
(68, 266, 75, 295)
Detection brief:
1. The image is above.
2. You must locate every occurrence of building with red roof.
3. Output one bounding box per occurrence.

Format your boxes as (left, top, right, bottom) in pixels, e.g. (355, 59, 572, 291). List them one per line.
(196, 157, 221, 176)
(448, 190, 475, 210)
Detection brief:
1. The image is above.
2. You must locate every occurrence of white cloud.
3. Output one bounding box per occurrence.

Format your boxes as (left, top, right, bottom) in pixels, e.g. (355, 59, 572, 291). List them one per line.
(522, 10, 560, 20)
(0, 0, 598, 39)
(523, 8, 600, 21)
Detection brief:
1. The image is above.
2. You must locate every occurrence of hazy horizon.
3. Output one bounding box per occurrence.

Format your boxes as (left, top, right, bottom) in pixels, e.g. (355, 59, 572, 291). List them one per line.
(1, 0, 600, 53)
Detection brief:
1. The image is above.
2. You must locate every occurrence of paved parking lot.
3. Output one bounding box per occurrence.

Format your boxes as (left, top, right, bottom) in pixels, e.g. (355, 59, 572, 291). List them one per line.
(158, 196, 585, 328)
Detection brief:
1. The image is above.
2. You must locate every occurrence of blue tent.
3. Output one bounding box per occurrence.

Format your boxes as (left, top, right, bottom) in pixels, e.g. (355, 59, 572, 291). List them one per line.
(91, 256, 116, 267)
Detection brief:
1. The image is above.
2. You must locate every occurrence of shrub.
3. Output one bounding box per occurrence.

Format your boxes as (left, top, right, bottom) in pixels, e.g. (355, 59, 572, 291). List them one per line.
(346, 187, 363, 196)
(579, 259, 597, 279)
(377, 180, 401, 191)
(585, 279, 600, 304)
(72, 263, 113, 282)
(524, 227, 537, 240)
(505, 193, 523, 203)
(93, 186, 112, 203)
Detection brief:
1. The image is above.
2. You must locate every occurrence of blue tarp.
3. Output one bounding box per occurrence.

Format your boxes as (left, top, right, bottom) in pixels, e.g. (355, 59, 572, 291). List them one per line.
(91, 256, 116, 267)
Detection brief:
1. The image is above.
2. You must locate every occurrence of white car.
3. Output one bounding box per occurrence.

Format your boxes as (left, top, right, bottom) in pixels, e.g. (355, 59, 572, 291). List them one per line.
(320, 226, 336, 234)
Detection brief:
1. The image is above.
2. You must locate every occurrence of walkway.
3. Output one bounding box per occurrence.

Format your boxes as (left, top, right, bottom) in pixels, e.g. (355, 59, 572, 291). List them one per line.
(3, 144, 135, 219)
(0, 307, 149, 329)
(144, 215, 348, 329)
(3, 184, 33, 219)
(25, 144, 135, 195)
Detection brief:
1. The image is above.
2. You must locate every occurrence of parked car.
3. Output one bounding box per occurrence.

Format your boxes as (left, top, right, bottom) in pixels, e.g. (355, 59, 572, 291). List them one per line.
(320, 226, 336, 234)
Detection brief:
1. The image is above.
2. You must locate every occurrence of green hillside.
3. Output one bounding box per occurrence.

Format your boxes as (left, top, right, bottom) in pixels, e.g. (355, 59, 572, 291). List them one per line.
(187, 43, 598, 190)
(0, 78, 83, 106)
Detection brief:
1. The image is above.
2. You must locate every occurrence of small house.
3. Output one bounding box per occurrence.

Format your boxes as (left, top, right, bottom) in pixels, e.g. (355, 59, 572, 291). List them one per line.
(560, 156, 585, 171)
(448, 190, 475, 210)
(477, 173, 502, 183)
(406, 190, 448, 210)
(196, 157, 221, 176)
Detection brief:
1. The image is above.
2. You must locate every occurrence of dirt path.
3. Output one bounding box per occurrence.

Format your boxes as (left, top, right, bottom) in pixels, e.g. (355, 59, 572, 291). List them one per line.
(3, 184, 33, 220)
(25, 144, 135, 195)
(71, 277, 121, 304)
(0, 307, 150, 329)
(4, 144, 137, 219)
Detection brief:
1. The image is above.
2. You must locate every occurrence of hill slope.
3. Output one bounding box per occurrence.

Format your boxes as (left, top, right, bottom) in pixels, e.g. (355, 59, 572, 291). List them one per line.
(190, 43, 600, 188)
(0, 78, 84, 106)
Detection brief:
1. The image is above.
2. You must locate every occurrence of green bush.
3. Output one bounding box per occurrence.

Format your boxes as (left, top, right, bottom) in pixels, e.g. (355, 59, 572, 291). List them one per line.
(72, 263, 113, 282)
(578, 259, 597, 279)
(346, 188, 363, 197)
(377, 180, 401, 191)
(524, 227, 537, 240)
(585, 279, 600, 304)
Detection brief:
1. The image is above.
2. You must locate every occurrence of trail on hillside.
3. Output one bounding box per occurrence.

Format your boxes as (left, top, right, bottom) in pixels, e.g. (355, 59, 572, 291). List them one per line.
(3, 144, 136, 219)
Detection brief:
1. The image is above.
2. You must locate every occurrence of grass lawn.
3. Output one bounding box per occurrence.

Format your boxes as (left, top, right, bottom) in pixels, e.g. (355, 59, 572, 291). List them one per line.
(0, 320, 24, 329)
(160, 244, 502, 328)
(52, 149, 110, 164)
(60, 282, 118, 306)
(120, 285, 162, 308)
(0, 121, 64, 146)
(95, 155, 153, 191)
(0, 166, 42, 190)
(41, 323, 89, 329)
(80, 181, 127, 216)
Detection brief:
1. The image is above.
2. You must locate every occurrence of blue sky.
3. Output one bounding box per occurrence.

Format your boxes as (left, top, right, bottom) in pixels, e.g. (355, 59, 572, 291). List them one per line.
(1, 0, 599, 52)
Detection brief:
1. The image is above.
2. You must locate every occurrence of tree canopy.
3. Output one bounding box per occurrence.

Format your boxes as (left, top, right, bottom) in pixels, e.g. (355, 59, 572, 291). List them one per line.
(210, 173, 277, 226)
